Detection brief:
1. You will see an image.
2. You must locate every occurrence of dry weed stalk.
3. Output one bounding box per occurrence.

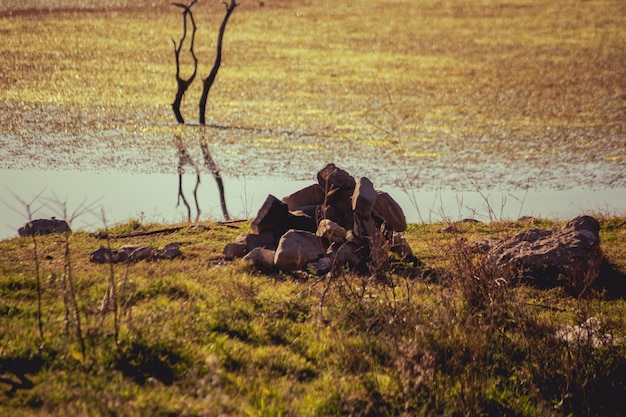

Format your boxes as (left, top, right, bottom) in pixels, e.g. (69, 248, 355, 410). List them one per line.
(51, 195, 100, 365)
(6, 188, 48, 340)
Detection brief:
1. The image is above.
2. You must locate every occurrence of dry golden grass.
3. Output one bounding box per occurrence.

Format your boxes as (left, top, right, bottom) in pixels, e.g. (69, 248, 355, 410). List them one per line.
(0, 0, 624, 189)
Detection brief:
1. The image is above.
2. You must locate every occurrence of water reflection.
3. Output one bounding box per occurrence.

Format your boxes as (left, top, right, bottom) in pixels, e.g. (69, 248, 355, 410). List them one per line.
(2, 167, 625, 240)
(175, 135, 230, 222)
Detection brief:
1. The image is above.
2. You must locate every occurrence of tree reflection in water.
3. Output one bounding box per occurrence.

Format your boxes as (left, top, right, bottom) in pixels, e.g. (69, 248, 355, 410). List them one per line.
(175, 136, 230, 222)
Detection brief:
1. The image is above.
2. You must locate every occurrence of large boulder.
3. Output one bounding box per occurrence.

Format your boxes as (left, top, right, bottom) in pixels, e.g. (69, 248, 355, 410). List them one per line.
(352, 177, 377, 218)
(374, 191, 407, 232)
(479, 215, 602, 293)
(18, 218, 71, 237)
(316, 163, 356, 193)
(274, 229, 326, 271)
(251, 195, 290, 235)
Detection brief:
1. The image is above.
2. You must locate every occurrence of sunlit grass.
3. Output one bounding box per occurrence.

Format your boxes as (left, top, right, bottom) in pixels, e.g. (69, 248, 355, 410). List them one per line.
(1, 0, 623, 190)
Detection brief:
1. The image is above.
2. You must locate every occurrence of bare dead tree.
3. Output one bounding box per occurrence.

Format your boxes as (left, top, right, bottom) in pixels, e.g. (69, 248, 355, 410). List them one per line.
(200, 136, 230, 220)
(171, 0, 199, 124)
(199, 0, 238, 125)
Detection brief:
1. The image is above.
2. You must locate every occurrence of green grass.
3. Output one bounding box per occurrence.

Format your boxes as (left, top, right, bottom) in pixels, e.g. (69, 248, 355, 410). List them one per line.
(1, 217, 625, 416)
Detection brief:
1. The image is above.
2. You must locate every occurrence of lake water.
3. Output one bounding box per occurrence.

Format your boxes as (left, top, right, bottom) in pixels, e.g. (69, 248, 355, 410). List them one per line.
(2, 168, 625, 240)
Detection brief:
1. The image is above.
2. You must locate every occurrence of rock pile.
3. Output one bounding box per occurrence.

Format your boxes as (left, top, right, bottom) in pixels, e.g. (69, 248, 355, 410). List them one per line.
(224, 163, 415, 274)
(89, 243, 182, 263)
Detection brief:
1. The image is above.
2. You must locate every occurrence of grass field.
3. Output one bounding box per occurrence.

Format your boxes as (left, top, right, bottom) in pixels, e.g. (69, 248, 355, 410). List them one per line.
(0, 216, 625, 416)
(1, 1, 625, 415)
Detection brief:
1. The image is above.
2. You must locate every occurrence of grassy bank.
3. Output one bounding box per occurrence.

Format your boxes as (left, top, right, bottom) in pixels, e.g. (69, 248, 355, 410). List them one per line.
(1, 216, 624, 416)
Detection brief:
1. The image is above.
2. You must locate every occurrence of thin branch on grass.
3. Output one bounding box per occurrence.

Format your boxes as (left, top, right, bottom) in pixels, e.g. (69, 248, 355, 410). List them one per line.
(92, 226, 185, 240)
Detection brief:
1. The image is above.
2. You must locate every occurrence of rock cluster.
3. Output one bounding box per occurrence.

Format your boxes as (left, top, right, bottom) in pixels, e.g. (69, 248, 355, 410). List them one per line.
(18, 218, 71, 237)
(89, 243, 182, 263)
(224, 163, 415, 274)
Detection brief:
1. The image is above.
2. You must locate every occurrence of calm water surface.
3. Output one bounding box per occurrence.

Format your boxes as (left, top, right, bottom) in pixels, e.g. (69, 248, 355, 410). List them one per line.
(2, 169, 625, 240)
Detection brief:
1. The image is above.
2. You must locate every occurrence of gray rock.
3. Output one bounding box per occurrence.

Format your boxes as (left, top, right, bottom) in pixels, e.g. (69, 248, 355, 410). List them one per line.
(234, 232, 277, 252)
(123, 245, 155, 262)
(90, 246, 113, 263)
(484, 215, 602, 293)
(306, 256, 332, 275)
(223, 241, 246, 260)
(316, 163, 356, 193)
(374, 191, 407, 232)
(243, 247, 276, 271)
(282, 184, 325, 210)
(332, 241, 364, 270)
(89, 246, 127, 263)
(352, 177, 377, 218)
(274, 229, 326, 271)
(316, 219, 347, 243)
(390, 232, 413, 259)
(251, 194, 289, 235)
(18, 218, 71, 237)
(154, 243, 182, 260)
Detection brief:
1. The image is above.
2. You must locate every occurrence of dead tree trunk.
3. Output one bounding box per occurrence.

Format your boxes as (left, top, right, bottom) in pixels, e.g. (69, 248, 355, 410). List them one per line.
(199, 0, 238, 125)
(171, 0, 198, 124)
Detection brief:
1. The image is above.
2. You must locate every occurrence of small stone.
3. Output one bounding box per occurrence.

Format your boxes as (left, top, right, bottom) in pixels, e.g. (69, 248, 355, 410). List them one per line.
(307, 257, 332, 275)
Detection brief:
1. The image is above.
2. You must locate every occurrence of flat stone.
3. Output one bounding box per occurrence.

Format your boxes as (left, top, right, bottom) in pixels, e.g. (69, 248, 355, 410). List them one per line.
(282, 184, 325, 211)
(483, 215, 602, 294)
